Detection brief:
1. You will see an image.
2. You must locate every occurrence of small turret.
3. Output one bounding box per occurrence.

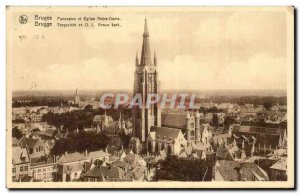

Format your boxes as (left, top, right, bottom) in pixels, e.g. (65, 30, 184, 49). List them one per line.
(195, 110, 201, 143)
(186, 111, 192, 146)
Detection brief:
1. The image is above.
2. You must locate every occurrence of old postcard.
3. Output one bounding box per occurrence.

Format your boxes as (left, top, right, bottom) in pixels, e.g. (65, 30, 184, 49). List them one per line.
(6, 6, 294, 188)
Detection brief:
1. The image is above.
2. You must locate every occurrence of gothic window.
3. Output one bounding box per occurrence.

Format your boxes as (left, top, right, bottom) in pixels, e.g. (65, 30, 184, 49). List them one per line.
(190, 123, 194, 128)
(191, 130, 195, 137)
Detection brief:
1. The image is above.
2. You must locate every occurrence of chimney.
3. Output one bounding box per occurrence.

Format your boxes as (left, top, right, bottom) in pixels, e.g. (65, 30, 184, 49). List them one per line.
(65, 151, 68, 155)
(85, 149, 88, 158)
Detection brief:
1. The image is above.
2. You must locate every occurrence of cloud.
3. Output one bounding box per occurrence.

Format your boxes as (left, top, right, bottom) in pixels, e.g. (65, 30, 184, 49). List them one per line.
(13, 57, 135, 90)
(158, 53, 286, 90)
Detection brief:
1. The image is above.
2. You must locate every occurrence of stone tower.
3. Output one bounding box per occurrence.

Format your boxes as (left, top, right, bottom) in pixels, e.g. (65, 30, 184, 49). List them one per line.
(133, 19, 161, 142)
(186, 112, 196, 146)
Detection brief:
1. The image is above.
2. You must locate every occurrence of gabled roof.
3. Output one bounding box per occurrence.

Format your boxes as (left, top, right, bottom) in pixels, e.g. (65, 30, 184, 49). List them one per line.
(216, 160, 268, 181)
(112, 159, 131, 169)
(123, 153, 144, 164)
(40, 129, 57, 138)
(178, 150, 188, 158)
(12, 146, 29, 164)
(58, 162, 84, 173)
(12, 137, 19, 147)
(270, 157, 287, 171)
(57, 152, 87, 164)
(89, 150, 111, 159)
(130, 165, 147, 180)
(83, 165, 104, 179)
(105, 166, 125, 179)
(216, 147, 230, 158)
(19, 137, 40, 148)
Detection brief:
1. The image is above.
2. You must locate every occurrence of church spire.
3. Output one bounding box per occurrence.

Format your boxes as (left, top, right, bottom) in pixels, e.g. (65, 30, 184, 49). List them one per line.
(154, 51, 157, 66)
(140, 18, 151, 66)
(135, 51, 139, 66)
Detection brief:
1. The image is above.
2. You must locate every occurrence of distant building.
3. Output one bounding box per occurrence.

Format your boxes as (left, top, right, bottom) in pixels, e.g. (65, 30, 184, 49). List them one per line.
(18, 137, 50, 159)
(147, 126, 187, 156)
(214, 160, 269, 181)
(87, 150, 111, 163)
(30, 156, 56, 182)
(82, 164, 126, 182)
(231, 121, 287, 156)
(12, 146, 30, 181)
(74, 88, 80, 105)
(54, 152, 88, 182)
(269, 157, 287, 181)
(30, 113, 43, 123)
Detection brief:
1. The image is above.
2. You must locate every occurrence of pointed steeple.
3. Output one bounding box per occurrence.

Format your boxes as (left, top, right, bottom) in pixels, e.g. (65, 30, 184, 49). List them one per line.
(135, 51, 139, 65)
(75, 88, 78, 96)
(140, 18, 151, 66)
(153, 51, 157, 66)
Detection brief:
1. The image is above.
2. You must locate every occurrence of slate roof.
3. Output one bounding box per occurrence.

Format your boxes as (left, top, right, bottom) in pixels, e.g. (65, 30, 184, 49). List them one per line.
(12, 146, 30, 164)
(83, 165, 104, 179)
(40, 129, 57, 138)
(216, 160, 268, 181)
(129, 165, 147, 180)
(161, 113, 187, 129)
(19, 137, 40, 148)
(213, 133, 230, 144)
(241, 121, 287, 129)
(270, 157, 287, 171)
(58, 162, 84, 173)
(150, 126, 182, 140)
(30, 156, 55, 167)
(234, 131, 280, 148)
(216, 147, 230, 158)
(89, 150, 111, 159)
(84, 165, 125, 179)
(112, 160, 131, 169)
(123, 153, 144, 164)
(12, 137, 19, 147)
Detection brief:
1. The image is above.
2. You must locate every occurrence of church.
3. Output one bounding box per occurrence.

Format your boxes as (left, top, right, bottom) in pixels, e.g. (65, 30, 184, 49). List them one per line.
(131, 19, 213, 156)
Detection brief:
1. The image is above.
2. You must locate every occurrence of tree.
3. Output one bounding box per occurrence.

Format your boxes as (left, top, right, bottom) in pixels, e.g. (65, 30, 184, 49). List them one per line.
(120, 131, 131, 148)
(153, 156, 213, 181)
(263, 101, 273, 110)
(212, 113, 219, 127)
(12, 127, 23, 140)
(50, 131, 110, 156)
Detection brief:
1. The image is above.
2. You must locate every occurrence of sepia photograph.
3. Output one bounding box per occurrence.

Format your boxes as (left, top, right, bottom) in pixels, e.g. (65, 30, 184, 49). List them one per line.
(6, 6, 294, 189)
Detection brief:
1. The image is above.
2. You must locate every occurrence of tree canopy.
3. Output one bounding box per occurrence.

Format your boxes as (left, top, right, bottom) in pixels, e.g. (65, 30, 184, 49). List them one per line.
(50, 131, 110, 156)
(153, 156, 213, 181)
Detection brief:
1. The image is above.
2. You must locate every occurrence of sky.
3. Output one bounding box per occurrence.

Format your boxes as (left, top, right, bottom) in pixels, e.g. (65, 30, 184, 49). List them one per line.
(8, 7, 289, 91)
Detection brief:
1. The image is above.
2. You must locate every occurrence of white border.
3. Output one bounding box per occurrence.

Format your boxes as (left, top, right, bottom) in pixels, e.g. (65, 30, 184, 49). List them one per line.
(1, 0, 299, 193)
